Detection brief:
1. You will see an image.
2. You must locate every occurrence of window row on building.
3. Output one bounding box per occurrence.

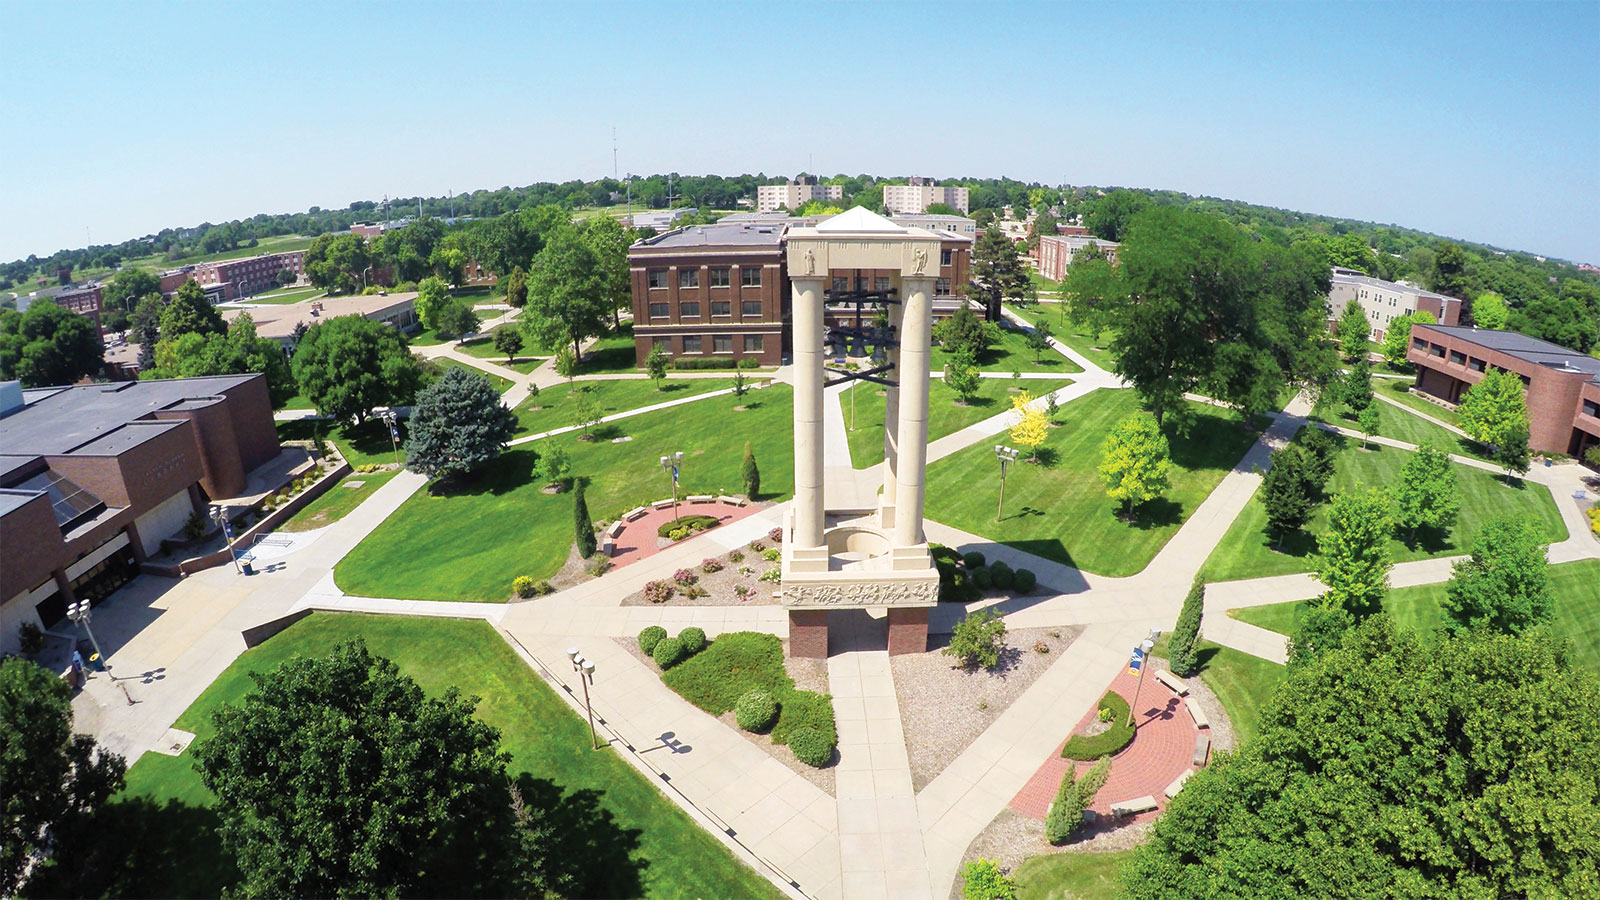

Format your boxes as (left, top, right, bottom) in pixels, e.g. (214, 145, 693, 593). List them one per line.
(650, 333, 767, 355)
(647, 266, 764, 289)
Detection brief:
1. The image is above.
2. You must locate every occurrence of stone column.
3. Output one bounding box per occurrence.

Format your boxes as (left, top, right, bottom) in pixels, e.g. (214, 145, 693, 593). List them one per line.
(894, 276, 937, 547)
(880, 296, 905, 530)
(792, 276, 827, 548)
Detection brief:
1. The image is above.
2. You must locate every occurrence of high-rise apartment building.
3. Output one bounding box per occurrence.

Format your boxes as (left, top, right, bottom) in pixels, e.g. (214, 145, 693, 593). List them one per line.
(882, 177, 970, 214)
(756, 176, 844, 213)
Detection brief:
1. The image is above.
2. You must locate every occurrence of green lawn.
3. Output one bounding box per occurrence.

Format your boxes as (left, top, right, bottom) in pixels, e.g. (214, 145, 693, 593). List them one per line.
(432, 356, 516, 394)
(931, 322, 1083, 375)
(238, 286, 323, 305)
(279, 392, 315, 411)
(336, 385, 795, 600)
(578, 325, 640, 374)
(275, 419, 406, 468)
(514, 377, 751, 436)
(840, 377, 1073, 468)
(1152, 635, 1287, 745)
(277, 470, 397, 532)
(1202, 432, 1566, 582)
(1379, 378, 1463, 428)
(1317, 396, 1488, 461)
(117, 614, 779, 900)
(457, 326, 546, 374)
(1230, 559, 1600, 672)
(924, 390, 1261, 577)
(1028, 271, 1065, 294)
(406, 308, 495, 347)
(1007, 302, 1117, 371)
(1014, 850, 1132, 900)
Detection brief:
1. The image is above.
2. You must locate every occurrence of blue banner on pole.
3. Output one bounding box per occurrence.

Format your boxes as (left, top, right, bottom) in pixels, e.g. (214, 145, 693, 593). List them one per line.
(1127, 646, 1144, 675)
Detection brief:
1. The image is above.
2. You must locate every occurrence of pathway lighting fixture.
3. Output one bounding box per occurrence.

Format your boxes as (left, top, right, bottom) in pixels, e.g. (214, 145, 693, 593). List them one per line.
(1127, 628, 1161, 730)
(66, 599, 109, 675)
(565, 647, 601, 750)
(211, 506, 242, 574)
(379, 409, 401, 465)
(994, 444, 1020, 522)
(660, 452, 684, 521)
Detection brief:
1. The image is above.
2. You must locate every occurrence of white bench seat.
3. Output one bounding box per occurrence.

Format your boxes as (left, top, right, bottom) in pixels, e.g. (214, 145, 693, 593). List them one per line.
(624, 507, 648, 522)
(1165, 769, 1194, 799)
(1155, 669, 1189, 695)
(686, 494, 714, 504)
(1110, 795, 1158, 817)
(1186, 699, 1210, 730)
(1194, 733, 1211, 766)
(652, 499, 675, 510)
(604, 521, 624, 539)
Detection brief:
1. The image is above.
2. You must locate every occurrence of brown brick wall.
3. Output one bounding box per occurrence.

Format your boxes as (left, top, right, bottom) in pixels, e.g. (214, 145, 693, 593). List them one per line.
(221, 375, 281, 472)
(0, 493, 63, 599)
(154, 400, 246, 499)
(788, 609, 829, 659)
(887, 607, 930, 656)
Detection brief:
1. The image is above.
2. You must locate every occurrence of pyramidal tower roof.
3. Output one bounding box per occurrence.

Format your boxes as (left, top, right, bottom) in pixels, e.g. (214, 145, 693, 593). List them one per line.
(815, 206, 905, 233)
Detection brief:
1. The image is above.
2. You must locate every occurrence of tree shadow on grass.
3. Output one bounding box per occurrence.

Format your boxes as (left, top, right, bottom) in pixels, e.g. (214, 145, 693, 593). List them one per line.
(1403, 524, 1455, 554)
(658, 382, 690, 394)
(1030, 447, 1060, 468)
(1259, 527, 1317, 560)
(429, 448, 538, 498)
(25, 796, 238, 899)
(1126, 498, 1183, 531)
(513, 774, 645, 899)
(591, 423, 624, 442)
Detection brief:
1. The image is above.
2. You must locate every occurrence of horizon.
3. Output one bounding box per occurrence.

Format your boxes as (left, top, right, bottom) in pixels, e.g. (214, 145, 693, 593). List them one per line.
(2, 1, 1596, 264)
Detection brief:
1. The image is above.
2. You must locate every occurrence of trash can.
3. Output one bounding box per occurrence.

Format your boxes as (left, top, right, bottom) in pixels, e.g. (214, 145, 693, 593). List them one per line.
(240, 556, 255, 576)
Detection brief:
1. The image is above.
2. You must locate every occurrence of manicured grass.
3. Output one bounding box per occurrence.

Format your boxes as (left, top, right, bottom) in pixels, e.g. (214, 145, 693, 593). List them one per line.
(1317, 397, 1488, 461)
(432, 356, 516, 393)
(924, 390, 1261, 577)
(277, 470, 397, 532)
(514, 377, 750, 436)
(840, 377, 1073, 468)
(405, 308, 495, 347)
(1202, 432, 1566, 582)
(1014, 849, 1133, 900)
(660, 631, 837, 751)
(456, 327, 546, 374)
(1007, 302, 1117, 371)
(118, 614, 779, 900)
(1230, 559, 1600, 672)
(279, 392, 315, 411)
(930, 322, 1083, 375)
(336, 386, 795, 600)
(1153, 636, 1287, 745)
(1379, 378, 1463, 428)
(1028, 271, 1066, 294)
(578, 325, 640, 374)
(275, 418, 406, 469)
(237, 286, 323, 305)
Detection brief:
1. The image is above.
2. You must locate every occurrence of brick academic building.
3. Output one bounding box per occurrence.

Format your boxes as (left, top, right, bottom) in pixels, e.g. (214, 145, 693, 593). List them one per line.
(629, 209, 973, 367)
(0, 375, 279, 655)
(1408, 324, 1600, 458)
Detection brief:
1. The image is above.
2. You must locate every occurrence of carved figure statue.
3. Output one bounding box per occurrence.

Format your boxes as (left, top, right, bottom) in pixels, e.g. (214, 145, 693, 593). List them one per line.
(912, 247, 928, 275)
(803, 248, 816, 274)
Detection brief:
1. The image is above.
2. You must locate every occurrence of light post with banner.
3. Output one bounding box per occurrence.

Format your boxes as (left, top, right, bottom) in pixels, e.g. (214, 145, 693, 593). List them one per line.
(379, 409, 401, 466)
(1126, 628, 1161, 729)
(211, 507, 243, 574)
(565, 647, 601, 750)
(659, 452, 683, 521)
(994, 444, 1020, 522)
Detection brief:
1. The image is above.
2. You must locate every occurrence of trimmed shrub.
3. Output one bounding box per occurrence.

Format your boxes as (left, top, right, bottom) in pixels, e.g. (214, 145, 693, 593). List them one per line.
(961, 859, 1017, 900)
(533, 579, 553, 595)
(657, 514, 719, 538)
(652, 636, 688, 669)
(1013, 568, 1037, 594)
(638, 625, 667, 655)
(787, 725, 835, 767)
(971, 566, 994, 590)
(737, 357, 759, 369)
(1044, 755, 1112, 845)
(678, 626, 707, 655)
(667, 526, 688, 541)
(512, 576, 536, 598)
(1061, 692, 1135, 760)
(728, 550, 745, 563)
(989, 560, 1014, 590)
(671, 357, 738, 370)
(962, 551, 986, 569)
(701, 557, 724, 573)
(734, 689, 778, 732)
(643, 580, 675, 604)
(673, 568, 697, 585)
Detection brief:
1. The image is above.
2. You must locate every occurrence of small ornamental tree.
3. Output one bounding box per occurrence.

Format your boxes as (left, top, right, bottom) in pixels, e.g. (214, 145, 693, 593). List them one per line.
(503, 265, 528, 308)
(1008, 392, 1049, 462)
(1045, 755, 1113, 844)
(569, 389, 602, 438)
(1260, 444, 1316, 547)
(536, 444, 572, 487)
(944, 608, 1007, 670)
(1168, 575, 1205, 677)
(573, 480, 596, 559)
(553, 345, 579, 386)
(1097, 412, 1172, 518)
(1336, 297, 1369, 361)
(493, 327, 524, 362)
(1389, 441, 1459, 542)
(741, 442, 760, 499)
(1457, 368, 1531, 467)
(944, 346, 982, 404)
(1313, 488, 1393, 618)
(732, 368, 749, 400)
(933, 303, 991, 358)
(1356, 403, 1381, 449)
(1443, 514, 1553, 635)
(644, 344, 668, 390)
(1025, 319, 1054, 362)
(403, 367, 517, 480)
(1490, 420, 1532, 477)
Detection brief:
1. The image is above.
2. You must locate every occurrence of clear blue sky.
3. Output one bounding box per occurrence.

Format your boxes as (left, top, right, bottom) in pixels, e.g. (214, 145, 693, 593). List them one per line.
(2, 1, 1596, 264)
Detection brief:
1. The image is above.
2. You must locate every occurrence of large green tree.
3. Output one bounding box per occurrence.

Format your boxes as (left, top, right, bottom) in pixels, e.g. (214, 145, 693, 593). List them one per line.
(1380, 309, 1436, 368)
(414, 275, 450, 331)
(1443, 514, 1553, 635)
(403, 366, 516, 480)
(145, 313, 296, 407)
(101, 266, 160, 312)
(1472, 291, 1510, 330)
(193, 639, 527, 898)
(932, 303, 991, 358)
(1083, 189, 1147, 243)
(1457, 368, 1531, 473)
(159, 280, 227, 339)
(373, 216, 444, 283)
(524, 225, 610, 359)
(1260, 443, 1316, 547)
(1, 657, 126, 896)
(582, 215, 634, 330)
(1388, 441, 1459, 543)
(1513, 288, 1599, 353)
(290, 314, 423, 421)
(1313, 487, 1392, 618)
(1097, 412, 1171, 518)
(1335, 297, 1370, 361)
(0, 300, 104, 386)
(967, 225, 1030, 322)
(1124, 616, 1600, 899)
(304, 232, 372, 294)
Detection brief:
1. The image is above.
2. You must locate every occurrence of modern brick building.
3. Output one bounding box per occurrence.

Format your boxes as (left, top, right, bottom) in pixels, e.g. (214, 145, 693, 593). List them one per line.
(17, 283, 104, 331)
(1407, 324, 1600, 457)
(882, 178, 970, 214)
(223, 292, 419, 350)
(629, 210, 973, 367)
(160, 250, 307, 303)
(1035, 234, 1120, 282)
(0, 374, 280, 654)
(1329, 269, 1461, 341)
(756, 176, 844, 213)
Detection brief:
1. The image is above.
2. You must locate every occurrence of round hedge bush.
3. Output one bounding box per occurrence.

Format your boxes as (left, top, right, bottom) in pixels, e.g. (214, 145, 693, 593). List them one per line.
(787, 726, 835, 768)
(734, 689, 779, 732)
(678, 626, 707, 655)
(971, 565, 993, 590)
(652, 636, 688, 669)
(989, 560, 1015, 590)
(962, 551, 986, 569)
(1013, 568, 1037, 594)
(637, 625, 667, 655)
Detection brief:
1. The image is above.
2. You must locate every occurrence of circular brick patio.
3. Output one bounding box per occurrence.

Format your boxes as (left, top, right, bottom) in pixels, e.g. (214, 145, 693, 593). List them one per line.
(606, 501, 767, 568)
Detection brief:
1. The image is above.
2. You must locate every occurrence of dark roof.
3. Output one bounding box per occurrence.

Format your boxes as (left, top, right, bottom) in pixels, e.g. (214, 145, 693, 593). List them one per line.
(632, 222, 786, 251)
(1421, 325, 1600, 380)
(0, 374, 259, 456)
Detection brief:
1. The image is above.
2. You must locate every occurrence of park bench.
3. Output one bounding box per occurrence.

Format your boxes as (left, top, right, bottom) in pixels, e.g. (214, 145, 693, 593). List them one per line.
(719, 494, 747, 507)
(604, 521, 624, 539)
(1186, 699, 1210, 730)
(1155, 669, 1189, 695)
(1165, 769, 1194, 799)
(687, 494, 714, 504)
(652, 499, 676, 510)
(624, 507, 648, 522)
(1110, 795, 1158, 817)
(1194, 733, 1211, 767)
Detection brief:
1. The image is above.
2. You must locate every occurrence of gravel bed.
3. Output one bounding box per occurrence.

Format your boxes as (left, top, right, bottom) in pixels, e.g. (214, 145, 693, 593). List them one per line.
(615, 637, 835, 796)
(949, 809, 1153, 899)
(1169, 652, 1236, 754)
(619, 547, 781, 607)
(894, 625, 1084, 791)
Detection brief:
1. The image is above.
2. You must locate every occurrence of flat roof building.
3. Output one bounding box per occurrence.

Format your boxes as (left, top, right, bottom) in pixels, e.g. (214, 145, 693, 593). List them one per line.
(756, 177, 844, 213)
(16, 283, 104, 332)
(1407, 324, 1600, 457)
(224, 291, 419, 348)
(882, 179, 970, 215)
(1329, 269, 1461, 341)
(0, 374, 281, 653)
(1036, 235, 1120, 282)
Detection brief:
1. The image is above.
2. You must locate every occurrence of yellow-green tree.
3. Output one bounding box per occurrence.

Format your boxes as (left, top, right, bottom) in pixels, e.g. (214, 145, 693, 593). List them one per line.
(1008, 391, 1049, 461)
(1097, 412, 1172, 518)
